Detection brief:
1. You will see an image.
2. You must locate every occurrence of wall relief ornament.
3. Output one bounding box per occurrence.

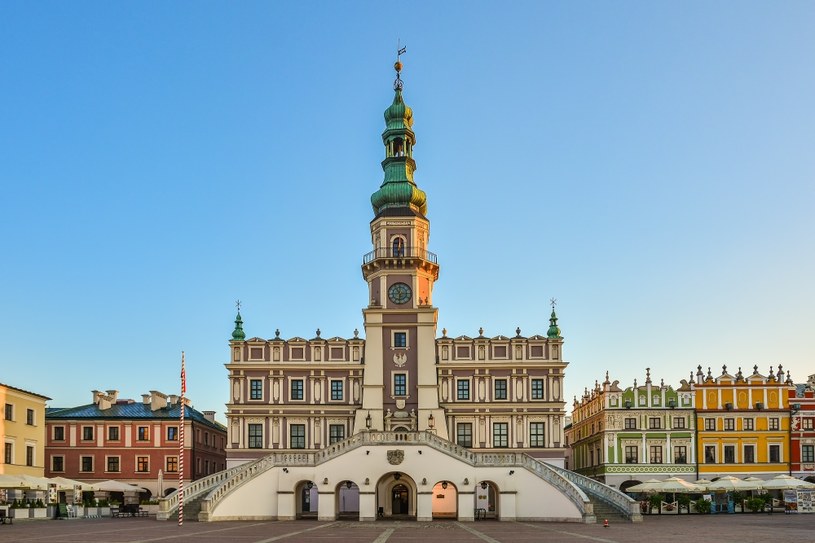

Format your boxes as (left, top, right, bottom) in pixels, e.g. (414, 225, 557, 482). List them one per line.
(393, 352, 407, 367)
(387, 450, 405, 465)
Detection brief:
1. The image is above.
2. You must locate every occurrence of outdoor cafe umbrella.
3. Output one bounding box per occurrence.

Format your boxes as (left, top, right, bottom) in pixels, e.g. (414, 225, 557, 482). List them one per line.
(760, 475, 815, 491)
(624, 479, 664, 493)
(707, 476, 761, 492)
(49, 476, 96, 491)
(657, 477, 704, 493)
(93, 480, 148, 493)
(0, 474, 31, 489)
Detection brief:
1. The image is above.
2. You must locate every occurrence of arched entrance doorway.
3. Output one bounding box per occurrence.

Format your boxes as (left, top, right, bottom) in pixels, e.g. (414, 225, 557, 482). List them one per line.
(336, 480, 359, 519)
(392, 484, 409, 515)
(296, 481, 318, 519)
(475, 481, 497, 519)
(431, 481, 457, 519)
(376, 472, 415, 519)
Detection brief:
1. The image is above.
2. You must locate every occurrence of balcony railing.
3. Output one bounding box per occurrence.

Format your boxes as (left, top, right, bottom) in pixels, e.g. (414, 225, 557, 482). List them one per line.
(362, 246, 438, 265)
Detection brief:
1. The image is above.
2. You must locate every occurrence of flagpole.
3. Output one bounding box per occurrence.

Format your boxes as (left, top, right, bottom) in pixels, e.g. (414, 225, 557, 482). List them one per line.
(178, 351, 186, 526)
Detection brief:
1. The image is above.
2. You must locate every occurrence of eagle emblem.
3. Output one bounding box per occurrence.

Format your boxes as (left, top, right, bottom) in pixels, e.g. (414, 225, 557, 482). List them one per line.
(387, 450, 405, 465)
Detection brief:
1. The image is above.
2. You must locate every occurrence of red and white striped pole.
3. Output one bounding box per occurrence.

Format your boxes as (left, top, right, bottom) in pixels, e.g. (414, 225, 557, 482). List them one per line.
(178, 351, 186, 526)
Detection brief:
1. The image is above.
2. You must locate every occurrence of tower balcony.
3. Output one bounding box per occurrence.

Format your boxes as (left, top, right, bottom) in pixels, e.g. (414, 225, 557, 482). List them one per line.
(361, 246, 439, 280)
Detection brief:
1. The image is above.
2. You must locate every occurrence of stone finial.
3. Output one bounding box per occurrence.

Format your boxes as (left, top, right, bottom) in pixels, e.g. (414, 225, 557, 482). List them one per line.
(645, 367, 652, 384)
(753, 364, 759, 375)
(660, 378, 665, 388)
(634, 378, 638, 388)
(516, 327, 521, 337)
(442, 328, 447, 337)
(275, 328, 281, 338)
(722, 364, 727, 375)
(353, 328, 359, 338)
(696, 365, 703, 375)
(479, 327, 484, 336)
(316, 328, 321, 338)
(707, 367, 713, 380)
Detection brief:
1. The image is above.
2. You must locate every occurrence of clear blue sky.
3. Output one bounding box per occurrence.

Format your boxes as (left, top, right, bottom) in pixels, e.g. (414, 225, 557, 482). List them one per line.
(2, 2, 813, 419)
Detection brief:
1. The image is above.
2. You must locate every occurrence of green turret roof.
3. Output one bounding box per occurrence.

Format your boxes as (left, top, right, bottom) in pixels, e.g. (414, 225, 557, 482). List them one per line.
(232, 311, 245, 341)
(370, 60, 427, 217)
(547, 308, 561, 339)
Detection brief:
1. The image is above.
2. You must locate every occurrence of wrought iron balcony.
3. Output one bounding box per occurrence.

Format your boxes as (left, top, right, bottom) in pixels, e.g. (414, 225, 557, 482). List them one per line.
(362, 246, 438, 265)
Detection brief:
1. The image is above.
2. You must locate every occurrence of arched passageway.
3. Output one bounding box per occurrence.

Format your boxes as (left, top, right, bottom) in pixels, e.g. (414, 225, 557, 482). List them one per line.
(431, 480, 457, 519)
(296, 481, 318, 519)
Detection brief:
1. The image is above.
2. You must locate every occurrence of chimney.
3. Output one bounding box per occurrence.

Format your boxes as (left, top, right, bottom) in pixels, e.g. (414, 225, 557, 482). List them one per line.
(168, 394, 179, 406)
(142, 394, 151, 405)
(106, 390, 119, 403)
(92, 390, 103, 404)
(203, 411, 216, 423)
(149, 390, 168, 411)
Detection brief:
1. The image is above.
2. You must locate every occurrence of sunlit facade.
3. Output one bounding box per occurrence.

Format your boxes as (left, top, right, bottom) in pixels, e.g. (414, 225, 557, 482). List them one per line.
(1, 382, 50, 477)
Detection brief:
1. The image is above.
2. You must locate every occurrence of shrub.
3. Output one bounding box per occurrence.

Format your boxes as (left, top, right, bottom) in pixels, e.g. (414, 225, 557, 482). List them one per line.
(747, 497, 766, 513)
(677, 495, 691, 513)
(694, 498, 712, 514)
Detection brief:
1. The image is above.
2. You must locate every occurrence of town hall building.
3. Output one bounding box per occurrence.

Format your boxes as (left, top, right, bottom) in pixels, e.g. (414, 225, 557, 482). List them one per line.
(157, 56, 640, 524)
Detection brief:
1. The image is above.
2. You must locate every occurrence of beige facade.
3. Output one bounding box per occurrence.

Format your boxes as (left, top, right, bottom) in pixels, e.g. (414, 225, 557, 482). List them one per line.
(1, 383, 50, 476)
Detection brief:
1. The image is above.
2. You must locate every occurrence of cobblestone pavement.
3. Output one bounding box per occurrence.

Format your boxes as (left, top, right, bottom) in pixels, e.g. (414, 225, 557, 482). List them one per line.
(0, 515, 811, 543)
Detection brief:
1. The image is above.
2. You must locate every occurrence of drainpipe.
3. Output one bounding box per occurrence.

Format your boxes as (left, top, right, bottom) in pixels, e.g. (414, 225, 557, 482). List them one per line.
(694, 407, 699, 481)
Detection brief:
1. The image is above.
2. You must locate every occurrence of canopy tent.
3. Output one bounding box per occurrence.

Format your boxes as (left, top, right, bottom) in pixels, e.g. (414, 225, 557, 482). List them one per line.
(16, 475, 53, 490)
(92, 480, 148, 493)
(760, 475, 815, 491)
(0, 474, 32, 489)
(707, 476, 762, 492)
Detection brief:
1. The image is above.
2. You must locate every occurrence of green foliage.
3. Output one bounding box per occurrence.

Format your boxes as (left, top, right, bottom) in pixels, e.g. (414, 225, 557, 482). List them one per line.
(97, 499, 109, 507)
(677, 494, 691, 512)
(694, 498, 712, 514)
(648, 493, 664, 508)
(35, 499, 45, 508)
(747, 497, 766, 513)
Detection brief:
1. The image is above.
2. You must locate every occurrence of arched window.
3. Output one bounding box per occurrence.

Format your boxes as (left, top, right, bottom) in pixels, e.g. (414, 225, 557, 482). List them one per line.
(392, 237, 405, 257)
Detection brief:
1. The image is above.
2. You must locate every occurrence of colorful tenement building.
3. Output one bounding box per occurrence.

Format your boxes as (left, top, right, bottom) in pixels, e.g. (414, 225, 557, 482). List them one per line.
(694, 364, 794, 479)
(790, 374, 815, 478)
(566, 369, 695, 490)
(1, 382, 51, 477)
(567, 365, 804, 489)
(45, 389, 227, 498)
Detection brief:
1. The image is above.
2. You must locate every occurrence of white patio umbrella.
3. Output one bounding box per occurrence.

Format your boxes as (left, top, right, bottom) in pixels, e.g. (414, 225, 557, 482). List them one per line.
(707, 476, 761, 492)
(93, 480, 148, 493)
(17, 475, 52, 490)
(624, 479, 664, 493)
(657, 477, 704, 493)
(0, 474, 30, 489)
(50, 476, 96, 491)
(761, 475, 815, 490)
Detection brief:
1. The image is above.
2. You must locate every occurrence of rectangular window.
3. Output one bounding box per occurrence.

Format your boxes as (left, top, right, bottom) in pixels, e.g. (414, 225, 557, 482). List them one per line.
(531, 379, 544, 399)
(167, 427, 178, 441)
(108, 426, 120, 441)
(329, 424, 345, 444)
(769, 444, 781, 463)
(530, 422, 546, 447)
(494, 379, 508, 400)
(3, 443, 11, 464)
(107, 456, 120, 472)
(650, 445, 663, 464)
(393, 332, 407, 348)
(769, 418, 780, 431)
(291, 380, 304, 400)
(744, 445, 755, 463)
(704, 445, 716, 463)
(290, 424, 306, 449)
(250, 379, 263, 400)
(743, 418, 754, 431)
(248, 423, 263, 448)
(136, 456, 149, 472)
(26, 409, 34, 425)
(724, 445, 735, 463)
(394, 374, 407, 396)
(166, 456, 178, 473)
(331, 380, 344, 401)
(26, 446, 34, 467)
(82, 426, 94, 441)
(673, 417, 685, 429)
(803, 418, 814, 430)
(457, 380, 470, 400)
(493, 422, 508, 448)
(624, 417, 636, 429)
(803, 444, 815, 463)
(457, 423, 473, 448)
(52, 456, 64, 472)
(724, 418, 735, 431)
(649, 418, 661, 430)
(137, 426, 149, 441)
(4, 404, 12, 421)
(625, 445, 638, 464)
(54, 426, 65, 441)
(81, 456, 93, 472)
(705, 418, 716, 431)
(674, 446, 687, 464)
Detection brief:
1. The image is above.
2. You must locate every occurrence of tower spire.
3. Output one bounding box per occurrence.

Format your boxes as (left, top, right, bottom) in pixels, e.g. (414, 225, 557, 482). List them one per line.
(370, 48, 427, 217)
(547, 298, 561, 338)
(232, 299, 245, 341)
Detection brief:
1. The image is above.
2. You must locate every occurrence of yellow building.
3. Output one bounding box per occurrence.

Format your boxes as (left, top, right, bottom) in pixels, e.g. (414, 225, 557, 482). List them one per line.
(1, 382, 51, 476)
(695, 365, 793, 478)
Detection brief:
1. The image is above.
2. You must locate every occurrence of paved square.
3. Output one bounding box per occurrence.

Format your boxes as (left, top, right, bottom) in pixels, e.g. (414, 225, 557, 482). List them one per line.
(0, 515, 811, 543)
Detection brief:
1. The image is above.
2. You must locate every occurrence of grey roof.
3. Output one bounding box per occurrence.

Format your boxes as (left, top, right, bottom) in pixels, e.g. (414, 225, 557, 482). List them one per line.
(46, 401, 226, 431)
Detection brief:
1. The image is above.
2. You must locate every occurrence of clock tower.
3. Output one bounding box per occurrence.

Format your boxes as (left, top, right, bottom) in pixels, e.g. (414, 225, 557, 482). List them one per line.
(356, 56, 447, 438)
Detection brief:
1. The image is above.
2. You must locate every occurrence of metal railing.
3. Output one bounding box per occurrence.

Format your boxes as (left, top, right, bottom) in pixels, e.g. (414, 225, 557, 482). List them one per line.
(544, 463, 642, 522)
(362, 247, 438, 265)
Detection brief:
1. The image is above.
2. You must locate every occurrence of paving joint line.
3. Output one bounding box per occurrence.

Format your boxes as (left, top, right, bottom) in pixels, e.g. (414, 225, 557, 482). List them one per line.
(455, 522, 501, 543)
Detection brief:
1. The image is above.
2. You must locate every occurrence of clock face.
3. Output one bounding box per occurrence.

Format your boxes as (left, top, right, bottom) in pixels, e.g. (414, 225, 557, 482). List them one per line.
(388, 282, 412, 305)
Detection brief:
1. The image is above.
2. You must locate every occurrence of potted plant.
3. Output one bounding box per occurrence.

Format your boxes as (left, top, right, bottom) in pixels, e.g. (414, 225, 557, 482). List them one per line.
(30, 498, 48, 519)
(677, 494, 691, 514)
(9, 500, 24, 519)
(731, 491, 745, 513)
(649, 493, 664, 515)
(694, 498, 712, 514)
(98, 498, 112, 517)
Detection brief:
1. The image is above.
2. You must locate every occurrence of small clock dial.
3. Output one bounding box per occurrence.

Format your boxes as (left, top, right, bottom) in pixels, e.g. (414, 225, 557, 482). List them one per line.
(388, 282, 412, 305)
